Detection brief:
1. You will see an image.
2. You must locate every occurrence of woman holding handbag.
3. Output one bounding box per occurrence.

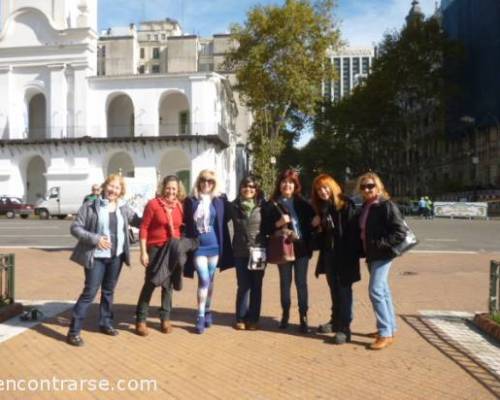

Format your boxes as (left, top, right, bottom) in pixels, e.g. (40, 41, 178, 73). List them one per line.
(311, 174, 360, 344)
(228, 176, 266, 331)
(135, 175, 186, 336)
(357, 172, 406, 350)
(263, 169, 315, 333)
(183, 170, 233, 334)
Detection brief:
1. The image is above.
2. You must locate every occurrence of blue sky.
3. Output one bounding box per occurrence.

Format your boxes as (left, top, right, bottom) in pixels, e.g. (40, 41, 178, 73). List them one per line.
(99, 0, 438, 47)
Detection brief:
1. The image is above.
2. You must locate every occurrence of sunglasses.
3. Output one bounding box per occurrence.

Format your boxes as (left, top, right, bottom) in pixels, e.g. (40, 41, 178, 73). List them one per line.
(242, 184, 256, 189)
(360, 183, 376, 190)
(200, 177, 215, 185)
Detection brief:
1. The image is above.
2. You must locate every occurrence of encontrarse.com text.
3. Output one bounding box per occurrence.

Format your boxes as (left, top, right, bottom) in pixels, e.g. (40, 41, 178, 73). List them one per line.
(0, 378, 158, 392)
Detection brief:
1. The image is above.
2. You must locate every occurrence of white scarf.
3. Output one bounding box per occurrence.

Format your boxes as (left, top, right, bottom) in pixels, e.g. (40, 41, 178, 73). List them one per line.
(194, 194, 213, 234)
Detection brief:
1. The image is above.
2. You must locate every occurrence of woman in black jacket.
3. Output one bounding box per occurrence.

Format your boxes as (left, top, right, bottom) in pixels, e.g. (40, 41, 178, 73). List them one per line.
(357, 172, 406, 350)
(311, 174, 360, 344)
(228, 176, 265, 330)
(262, 169, 315, 333)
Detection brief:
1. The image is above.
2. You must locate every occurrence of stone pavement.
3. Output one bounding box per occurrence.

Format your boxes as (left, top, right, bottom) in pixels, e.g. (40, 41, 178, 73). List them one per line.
(0, 249, 499, 399)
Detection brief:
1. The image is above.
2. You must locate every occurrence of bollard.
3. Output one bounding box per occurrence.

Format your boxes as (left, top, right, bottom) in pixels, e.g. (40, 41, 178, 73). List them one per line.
(0, 253, 15, 305)
(490, 260, 500, 315)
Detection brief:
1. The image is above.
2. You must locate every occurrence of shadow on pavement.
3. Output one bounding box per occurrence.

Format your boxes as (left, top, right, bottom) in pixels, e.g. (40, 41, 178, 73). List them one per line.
(401, 314, 500, 398)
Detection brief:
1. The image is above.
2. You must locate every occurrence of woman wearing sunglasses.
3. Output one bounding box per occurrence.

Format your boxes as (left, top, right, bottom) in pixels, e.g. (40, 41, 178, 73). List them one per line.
(262, 169, 315, 333)
(227, 176, 266, 331)
(357, 172, 406, 350)
(183, 169, 233, 334)
(311, 174, 360, 344)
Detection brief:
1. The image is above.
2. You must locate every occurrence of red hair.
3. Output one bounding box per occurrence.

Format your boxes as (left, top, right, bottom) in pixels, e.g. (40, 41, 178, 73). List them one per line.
(311, 174, 346, 212)
(272, 169, 302, 200)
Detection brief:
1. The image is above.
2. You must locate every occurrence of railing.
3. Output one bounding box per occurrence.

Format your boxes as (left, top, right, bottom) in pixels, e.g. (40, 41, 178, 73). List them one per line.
(18, 122, 231, 142)
(0, 254, 15, 306)
(490, 260, 500, 314)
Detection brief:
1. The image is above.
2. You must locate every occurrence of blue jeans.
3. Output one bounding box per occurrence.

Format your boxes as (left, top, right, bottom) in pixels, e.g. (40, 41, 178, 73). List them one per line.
(327, 268, 353, 332)
(368, 259, 396, 337)
(69, 256, 123, 335)
(235, 257, 265, 323)
(278, 256, 309, 315)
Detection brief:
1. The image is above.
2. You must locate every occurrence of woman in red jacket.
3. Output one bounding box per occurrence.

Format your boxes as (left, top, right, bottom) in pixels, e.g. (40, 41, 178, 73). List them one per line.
(135, 175, 186, 336)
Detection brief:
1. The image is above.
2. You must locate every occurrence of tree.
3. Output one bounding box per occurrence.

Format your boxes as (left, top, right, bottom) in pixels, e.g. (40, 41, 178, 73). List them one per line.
(306, 14, 462, 196)
(224, 0, 341, 193)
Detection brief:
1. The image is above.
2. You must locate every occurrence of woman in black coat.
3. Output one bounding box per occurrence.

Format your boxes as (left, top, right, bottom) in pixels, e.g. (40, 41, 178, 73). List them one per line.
(311, 174, 360, 344)
(262, 169, 315, 333)
(228, 175, 266, 330)
(357, 172, 406, 350)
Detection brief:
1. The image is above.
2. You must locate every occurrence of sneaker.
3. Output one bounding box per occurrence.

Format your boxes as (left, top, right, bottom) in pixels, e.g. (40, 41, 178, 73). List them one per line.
(66, 334, 84, 347)
(245, 322, 259, 331)
(204, 312, 213, 328)
(196, 316, 205, 334)
(99, 326, 119, 336)
(333, 331, 351, 345)
(318, 321, 334, 333)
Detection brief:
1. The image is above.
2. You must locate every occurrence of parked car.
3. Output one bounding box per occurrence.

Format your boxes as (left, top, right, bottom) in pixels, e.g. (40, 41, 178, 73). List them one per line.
(0, 196, 34, 219)
(395, 199, 420, 216)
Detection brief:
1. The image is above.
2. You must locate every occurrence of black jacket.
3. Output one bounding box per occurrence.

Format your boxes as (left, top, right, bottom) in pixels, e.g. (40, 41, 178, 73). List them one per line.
(362, 199, 407, 262)
(314, 197, 361, 286)
(262, 196, 315, 259)
(228, 198, 265, 258)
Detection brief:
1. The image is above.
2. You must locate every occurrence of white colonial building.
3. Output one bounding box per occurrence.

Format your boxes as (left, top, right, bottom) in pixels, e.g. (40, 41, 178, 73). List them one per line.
(0, 0, 249, 214)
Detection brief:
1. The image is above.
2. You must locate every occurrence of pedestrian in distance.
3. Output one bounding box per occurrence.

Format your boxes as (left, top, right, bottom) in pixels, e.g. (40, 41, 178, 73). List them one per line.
(311, 174, 361, 344)
(183, 170, 233, 334)
(356, 172, 406, 350)
(262, 169, 315, 333)
(82, 184, 101, 204)
(135, 175, 186, 337)
(67, 174, 141, 347)
(418, 197, 427, 218)
(228, 175, 266, 331)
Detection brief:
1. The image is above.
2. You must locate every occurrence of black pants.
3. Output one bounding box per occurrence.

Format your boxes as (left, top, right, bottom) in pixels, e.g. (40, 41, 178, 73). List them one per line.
(136, 246, 173, 322)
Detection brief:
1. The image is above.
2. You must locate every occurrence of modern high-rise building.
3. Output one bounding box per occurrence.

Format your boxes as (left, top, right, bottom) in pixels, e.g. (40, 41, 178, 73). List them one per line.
(323, 47, 375, 101)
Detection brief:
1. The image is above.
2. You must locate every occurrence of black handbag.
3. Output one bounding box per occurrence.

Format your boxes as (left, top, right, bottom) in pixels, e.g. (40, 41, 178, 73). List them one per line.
(392, 221, 418, 256)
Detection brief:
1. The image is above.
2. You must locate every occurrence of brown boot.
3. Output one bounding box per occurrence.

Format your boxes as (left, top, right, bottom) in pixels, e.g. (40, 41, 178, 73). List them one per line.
(160, 320, 173, 334)
(135, 321, 149, 337)
(369, 336, 393, 350)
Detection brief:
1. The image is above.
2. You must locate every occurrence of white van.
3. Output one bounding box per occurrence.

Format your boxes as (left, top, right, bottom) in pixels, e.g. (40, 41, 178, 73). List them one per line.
(35, 186, 83, 219)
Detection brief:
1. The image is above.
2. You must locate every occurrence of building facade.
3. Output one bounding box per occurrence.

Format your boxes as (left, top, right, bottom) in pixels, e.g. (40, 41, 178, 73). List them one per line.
(323, 47, 374, 102)
(0, 0, 251, 212)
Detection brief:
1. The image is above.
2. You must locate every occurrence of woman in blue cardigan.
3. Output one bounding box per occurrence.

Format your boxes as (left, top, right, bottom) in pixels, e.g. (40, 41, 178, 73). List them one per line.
(183, 169, 233, 334)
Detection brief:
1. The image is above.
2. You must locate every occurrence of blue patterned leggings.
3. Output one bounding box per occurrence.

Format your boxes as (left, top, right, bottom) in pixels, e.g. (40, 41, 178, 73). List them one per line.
(194, 255, 219, 317)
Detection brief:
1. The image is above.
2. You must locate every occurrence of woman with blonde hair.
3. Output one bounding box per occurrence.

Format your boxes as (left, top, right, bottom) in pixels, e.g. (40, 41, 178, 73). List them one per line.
(311, 174, 360, 344)
(183, 169, 233, 334)
(67, 174, 141, 346)
(135, 175, 186, 336)
(356, 171, 406, 350)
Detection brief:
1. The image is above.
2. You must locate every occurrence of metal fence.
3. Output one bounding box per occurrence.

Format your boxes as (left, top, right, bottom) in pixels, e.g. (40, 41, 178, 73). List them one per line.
(0, 254, 15, 306)
(490, 260, 500, 315)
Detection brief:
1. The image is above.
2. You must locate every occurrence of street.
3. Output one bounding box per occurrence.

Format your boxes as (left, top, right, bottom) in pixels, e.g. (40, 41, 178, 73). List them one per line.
(0, 216, 498, 252)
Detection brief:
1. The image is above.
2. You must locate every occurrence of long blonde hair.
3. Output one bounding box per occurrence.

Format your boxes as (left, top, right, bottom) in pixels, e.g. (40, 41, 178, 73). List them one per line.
(157, 175, 187, 201)
(191, 169, 220, 198)
(355, 172, 390, 199)
(311, 174, 346, 212)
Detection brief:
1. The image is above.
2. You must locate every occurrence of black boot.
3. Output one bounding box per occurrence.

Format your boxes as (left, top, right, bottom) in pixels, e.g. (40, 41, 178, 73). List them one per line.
(299, 313, 309, 334)
(279, 309, 289, 329)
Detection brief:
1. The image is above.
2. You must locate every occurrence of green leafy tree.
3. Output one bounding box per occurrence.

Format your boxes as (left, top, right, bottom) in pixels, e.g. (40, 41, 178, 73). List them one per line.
(224, 0, 342, 194)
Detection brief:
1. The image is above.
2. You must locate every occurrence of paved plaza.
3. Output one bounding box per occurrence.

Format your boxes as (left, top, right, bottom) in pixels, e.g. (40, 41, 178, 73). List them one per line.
(0, 244, 499, 399)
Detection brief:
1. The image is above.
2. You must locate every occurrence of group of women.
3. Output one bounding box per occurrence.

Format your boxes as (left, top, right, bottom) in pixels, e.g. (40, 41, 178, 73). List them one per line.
(66, 168, 407, 351)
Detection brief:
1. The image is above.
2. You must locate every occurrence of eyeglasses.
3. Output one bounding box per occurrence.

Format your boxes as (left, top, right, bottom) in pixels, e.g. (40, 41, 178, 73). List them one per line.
(360, 183, 376, 190)
(200, 177, 215, 185)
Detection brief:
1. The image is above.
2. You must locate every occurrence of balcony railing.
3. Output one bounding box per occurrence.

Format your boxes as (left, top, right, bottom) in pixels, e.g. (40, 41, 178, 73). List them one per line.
(16, 122, 230, 144)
